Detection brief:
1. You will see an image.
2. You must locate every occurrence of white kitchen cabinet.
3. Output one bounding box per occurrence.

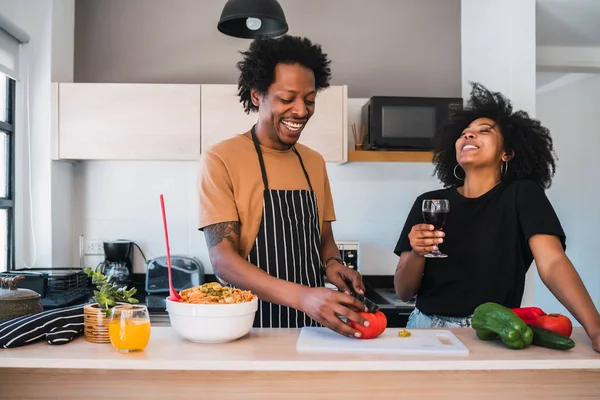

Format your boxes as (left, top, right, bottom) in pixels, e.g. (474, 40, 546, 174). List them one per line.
(52, 83, 201, 160)
(200, 84, 348, 163)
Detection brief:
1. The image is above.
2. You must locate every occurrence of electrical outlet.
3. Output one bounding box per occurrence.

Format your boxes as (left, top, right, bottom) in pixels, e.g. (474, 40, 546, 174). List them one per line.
(84, 240, 104, 256)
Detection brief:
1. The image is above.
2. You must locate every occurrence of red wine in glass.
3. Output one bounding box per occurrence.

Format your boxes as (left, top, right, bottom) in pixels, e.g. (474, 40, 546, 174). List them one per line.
(422, 211, 448, 230)
(422, 199, 450, 258)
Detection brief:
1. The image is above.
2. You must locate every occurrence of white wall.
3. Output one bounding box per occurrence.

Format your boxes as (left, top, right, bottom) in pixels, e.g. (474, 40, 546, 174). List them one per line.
(536, 73, 600, 321)
(0, 0, 75, 269)
(74, 99, 441, 275)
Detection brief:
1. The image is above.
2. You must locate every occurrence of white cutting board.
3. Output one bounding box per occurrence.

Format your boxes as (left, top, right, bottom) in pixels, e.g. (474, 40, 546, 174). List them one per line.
(296, 327, 469, 356)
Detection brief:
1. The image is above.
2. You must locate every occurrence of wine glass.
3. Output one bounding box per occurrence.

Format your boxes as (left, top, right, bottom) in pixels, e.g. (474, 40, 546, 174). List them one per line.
(109, 304, 151, 353)
(422, 199, 450, 258)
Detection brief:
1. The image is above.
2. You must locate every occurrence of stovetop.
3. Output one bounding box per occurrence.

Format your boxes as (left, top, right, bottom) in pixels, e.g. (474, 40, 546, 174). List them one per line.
(372, 288, 416, 308)
(145, 294, 167, 312)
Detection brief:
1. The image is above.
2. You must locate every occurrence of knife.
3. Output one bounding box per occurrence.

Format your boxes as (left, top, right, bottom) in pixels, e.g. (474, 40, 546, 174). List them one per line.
(350, 290, 380, 313)
(341, 278, 379, 313)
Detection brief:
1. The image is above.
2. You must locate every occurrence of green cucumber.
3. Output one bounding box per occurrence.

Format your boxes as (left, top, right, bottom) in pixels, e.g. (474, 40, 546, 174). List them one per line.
(527, 324, 576, 350)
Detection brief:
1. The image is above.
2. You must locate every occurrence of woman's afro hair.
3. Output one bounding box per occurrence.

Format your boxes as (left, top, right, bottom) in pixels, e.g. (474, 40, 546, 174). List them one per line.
(433, 82, 557, 189)
(236, 35, 332, 114)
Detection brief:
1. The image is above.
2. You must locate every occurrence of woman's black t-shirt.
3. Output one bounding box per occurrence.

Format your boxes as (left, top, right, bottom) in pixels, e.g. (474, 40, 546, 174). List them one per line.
(394, 179, 566, 317)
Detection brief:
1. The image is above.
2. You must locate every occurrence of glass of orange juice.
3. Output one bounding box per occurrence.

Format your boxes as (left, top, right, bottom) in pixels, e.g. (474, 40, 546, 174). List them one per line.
(109, 304, 151, 353)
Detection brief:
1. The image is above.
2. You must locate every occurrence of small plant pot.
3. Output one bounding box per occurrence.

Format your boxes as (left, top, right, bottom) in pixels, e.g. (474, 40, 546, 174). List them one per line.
(83, 303, 111, 343)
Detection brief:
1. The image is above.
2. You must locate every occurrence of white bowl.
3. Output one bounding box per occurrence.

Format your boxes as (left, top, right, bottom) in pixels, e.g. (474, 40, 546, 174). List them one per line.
(166, 297, 258, 343)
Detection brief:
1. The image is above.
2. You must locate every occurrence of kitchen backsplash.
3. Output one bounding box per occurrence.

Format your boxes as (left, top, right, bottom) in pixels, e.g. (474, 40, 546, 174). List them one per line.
(74, 159, 440, 276)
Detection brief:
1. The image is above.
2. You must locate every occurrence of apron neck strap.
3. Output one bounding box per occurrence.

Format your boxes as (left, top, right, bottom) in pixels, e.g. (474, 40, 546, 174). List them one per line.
(250, 124, 314, 192)
(251, 124, 270, 190)
(292, 147, 314, 192)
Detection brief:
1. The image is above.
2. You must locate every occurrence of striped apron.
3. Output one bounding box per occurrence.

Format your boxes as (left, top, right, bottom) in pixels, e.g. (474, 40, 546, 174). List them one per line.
(247, 125, 324, 328)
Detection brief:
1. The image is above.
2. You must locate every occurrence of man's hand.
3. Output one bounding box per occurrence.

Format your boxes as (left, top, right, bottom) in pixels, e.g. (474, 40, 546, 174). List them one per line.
(299, 287, 369, 338)
(325, 261, 365, 295)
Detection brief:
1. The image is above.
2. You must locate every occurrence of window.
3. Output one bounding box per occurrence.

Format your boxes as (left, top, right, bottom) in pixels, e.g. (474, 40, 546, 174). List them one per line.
(1, 16, 28, 273)
(0, 72, 15, 272)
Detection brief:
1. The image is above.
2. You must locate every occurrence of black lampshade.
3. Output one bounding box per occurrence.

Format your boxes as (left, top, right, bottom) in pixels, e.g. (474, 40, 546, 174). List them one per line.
(217, 0, 289, 39)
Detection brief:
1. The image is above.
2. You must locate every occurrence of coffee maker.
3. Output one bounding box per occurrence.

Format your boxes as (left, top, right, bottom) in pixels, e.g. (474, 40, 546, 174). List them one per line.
(101, 240, 134, 285)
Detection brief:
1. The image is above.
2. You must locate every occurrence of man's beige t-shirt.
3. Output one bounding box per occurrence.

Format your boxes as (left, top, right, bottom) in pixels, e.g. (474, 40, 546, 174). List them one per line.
(198, 134, 336, 259)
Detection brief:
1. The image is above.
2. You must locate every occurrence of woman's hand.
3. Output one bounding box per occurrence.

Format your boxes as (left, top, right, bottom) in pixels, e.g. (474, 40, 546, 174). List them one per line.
(325, 262, 365, 295)
(299, 287, 369, 338)
(408, 224, 445, 256)
(530, 234, 600, 353)
(591, 331, 600, 353)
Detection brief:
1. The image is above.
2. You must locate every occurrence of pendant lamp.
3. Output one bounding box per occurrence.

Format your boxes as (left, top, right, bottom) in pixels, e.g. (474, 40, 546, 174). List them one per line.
(217, 0, 289, 39)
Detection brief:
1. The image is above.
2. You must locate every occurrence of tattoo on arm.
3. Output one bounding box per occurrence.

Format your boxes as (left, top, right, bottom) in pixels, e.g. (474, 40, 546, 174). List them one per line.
(204, 221, 240, 249)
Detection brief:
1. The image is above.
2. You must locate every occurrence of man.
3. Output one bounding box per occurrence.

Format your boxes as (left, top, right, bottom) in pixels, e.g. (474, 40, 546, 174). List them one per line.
(198, 35, 369, 338)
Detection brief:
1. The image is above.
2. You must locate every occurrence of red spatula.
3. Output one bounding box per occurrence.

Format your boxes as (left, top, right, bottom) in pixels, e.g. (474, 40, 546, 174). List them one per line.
(160, 194, 181, 302)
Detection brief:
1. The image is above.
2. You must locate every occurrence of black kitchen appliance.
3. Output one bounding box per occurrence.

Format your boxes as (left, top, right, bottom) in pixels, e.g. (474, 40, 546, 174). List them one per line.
(100, 240, 143, 285)
(361, 96, 463, 151)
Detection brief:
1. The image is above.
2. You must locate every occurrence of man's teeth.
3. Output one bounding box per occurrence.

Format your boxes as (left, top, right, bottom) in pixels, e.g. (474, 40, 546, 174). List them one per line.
(463, 144, 478, 150)
(282, 121, 304, 131)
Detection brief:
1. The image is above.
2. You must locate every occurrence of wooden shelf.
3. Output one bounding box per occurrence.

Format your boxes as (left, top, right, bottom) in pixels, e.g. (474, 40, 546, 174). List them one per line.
(347, 150, 433, 163)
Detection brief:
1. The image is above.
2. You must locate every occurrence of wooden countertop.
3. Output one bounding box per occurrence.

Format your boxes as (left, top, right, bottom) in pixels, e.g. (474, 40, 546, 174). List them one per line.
(0, 327, 598, 371)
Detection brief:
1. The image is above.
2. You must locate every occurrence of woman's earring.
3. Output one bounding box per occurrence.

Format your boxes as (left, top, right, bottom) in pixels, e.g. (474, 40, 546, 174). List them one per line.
(501, 161, 509, 176)
(453, 165, 464, 181)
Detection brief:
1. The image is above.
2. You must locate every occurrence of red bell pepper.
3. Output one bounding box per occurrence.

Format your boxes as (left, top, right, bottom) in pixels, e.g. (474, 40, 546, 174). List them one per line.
(510, 307, 546, 325)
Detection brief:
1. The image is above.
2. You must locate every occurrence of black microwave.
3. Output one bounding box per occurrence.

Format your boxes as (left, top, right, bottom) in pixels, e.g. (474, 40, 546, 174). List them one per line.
(361, 96, 463, 151)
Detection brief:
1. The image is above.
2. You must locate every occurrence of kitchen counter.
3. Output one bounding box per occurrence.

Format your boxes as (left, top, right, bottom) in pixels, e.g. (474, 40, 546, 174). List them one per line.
(0, 327, 598, 399)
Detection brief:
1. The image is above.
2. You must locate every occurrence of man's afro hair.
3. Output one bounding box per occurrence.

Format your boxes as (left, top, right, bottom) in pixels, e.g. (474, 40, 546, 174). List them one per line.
(236, 35, 332, 114)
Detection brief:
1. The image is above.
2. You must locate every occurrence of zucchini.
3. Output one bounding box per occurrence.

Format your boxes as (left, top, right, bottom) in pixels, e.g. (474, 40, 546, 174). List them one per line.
(472, 302, 533, 349)
(527, 324, 576, 350)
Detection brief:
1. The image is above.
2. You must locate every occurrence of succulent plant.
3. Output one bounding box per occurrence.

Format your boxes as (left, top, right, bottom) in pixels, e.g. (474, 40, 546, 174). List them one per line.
(83, 265, 138, 317)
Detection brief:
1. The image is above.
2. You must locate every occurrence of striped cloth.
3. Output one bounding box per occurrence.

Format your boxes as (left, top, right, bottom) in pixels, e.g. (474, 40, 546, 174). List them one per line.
(0, 304, 84, 348)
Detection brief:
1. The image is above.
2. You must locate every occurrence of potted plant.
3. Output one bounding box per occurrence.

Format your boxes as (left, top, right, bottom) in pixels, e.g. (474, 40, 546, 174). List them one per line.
(82, 266, 139, 343)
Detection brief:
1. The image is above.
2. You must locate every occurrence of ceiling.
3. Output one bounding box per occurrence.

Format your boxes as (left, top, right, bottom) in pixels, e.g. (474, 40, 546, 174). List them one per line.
(537, 0, 600, 46)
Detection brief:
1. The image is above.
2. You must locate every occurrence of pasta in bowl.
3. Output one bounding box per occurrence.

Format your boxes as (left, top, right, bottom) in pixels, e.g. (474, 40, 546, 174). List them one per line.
(166, 282, 258, 343)
(179, 282, 257, 304)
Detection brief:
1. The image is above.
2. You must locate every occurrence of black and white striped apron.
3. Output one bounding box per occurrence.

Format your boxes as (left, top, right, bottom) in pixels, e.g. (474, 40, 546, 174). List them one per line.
(247, 125, 324, 328)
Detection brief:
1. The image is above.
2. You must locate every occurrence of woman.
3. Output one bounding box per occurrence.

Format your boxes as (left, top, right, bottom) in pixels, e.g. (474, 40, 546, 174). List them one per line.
(393, 83, 600, 352)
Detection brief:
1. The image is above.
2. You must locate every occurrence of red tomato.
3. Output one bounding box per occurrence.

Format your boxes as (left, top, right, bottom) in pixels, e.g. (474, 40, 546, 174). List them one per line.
(534, 313, 573, 337)
(348, 311, 387, 339)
